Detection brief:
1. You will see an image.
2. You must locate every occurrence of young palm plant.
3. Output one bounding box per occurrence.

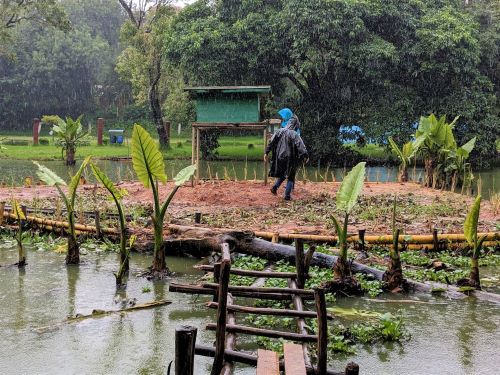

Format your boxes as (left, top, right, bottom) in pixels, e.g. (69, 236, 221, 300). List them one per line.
(34, 156, 91, 264)
(90, 163, 129, 287)
(329, 162, 366, 290)
(12, 199, 26, 267)
(382, 195, 407, 291)
(131, 124, 196, 275)
(462, 195, 486, 290)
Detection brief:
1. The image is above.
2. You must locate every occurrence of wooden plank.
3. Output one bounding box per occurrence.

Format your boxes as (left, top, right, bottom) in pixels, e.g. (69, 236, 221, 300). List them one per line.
(207, 302, 334, 320)
(201, 282, 315, 296)
(284, 343, 307, 375)
(169, 283, 294, 300)
(288, 278, 312, 368)
(195, 265, 297, 279)
(256, 349, 279, 375)
(206, 323, 317, 342)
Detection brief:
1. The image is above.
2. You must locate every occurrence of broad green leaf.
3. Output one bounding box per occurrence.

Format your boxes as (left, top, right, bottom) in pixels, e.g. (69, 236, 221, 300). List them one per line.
(336, 162, 366, 213)
(174, 164, 196, 186)
(11, 199, 25, 221)
(131, 124, 166, 188)
(463, 195, 481, 246)
(459, 137, 476, 156)
(388, 137, 404, 162)
(91, 163, 123, 200)
(68, 156, 91, 201)
(33, 161, 66, 186)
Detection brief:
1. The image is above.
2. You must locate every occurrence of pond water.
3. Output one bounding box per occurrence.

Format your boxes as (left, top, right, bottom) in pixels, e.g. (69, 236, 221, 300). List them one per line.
(0, 158, 498, 198)
(1, 241, 499, 374)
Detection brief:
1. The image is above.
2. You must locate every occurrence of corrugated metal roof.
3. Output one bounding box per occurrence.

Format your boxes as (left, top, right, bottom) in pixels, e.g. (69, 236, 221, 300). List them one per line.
(185, 85, 271, 94)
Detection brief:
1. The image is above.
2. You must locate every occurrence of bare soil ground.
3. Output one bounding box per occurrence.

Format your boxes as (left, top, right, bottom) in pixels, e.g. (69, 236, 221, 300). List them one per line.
(0, 180, 498, 236)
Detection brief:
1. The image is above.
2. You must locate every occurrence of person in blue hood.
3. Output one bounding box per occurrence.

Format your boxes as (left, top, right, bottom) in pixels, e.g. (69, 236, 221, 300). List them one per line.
(264, 108, 308, 200)
(278, 108, 301, 136)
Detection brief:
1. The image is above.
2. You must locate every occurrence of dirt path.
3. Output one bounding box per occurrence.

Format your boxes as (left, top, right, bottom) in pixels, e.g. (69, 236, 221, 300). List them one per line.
(1, 181, 498, 236)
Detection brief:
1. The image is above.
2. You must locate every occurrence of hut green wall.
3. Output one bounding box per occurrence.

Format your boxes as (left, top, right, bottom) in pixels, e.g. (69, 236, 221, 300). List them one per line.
(195, 94, 260, 123)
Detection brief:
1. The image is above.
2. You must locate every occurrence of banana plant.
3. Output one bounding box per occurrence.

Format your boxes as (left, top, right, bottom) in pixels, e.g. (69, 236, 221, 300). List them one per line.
(383, 195, 405, 290)
(463, 195, 486, 290)
(388, 137, 419, 182)
(42, 115, 87, 166)
(90, 162, 129, 286)
(34, 156, 91, 264)
(131, 124, 196, 273)
(12, 199, 26, 267)
(331, 162, 366, 280)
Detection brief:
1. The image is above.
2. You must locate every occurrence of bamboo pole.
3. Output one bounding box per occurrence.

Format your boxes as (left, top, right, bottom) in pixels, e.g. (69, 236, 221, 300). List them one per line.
(253, 230, 499, 245)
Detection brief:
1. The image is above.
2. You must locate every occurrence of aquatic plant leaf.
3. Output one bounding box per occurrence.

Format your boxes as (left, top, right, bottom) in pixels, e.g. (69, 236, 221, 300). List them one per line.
(174, 164, 196, 186)
(90, 162, 123, 200)
(33, 161, 66, 186)
(11, 199, 25, 220)
(68, 156, 91, 203)
(131, 124, 166, 188)
(463, 195, 481, 246)
(336, 162, 366, 213)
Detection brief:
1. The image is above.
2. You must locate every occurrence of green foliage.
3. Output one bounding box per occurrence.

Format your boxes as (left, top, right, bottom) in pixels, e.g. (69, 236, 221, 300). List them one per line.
(131, 124, 166, 188)
(43, 115, 88, 165)
(356, 274, 384, 298)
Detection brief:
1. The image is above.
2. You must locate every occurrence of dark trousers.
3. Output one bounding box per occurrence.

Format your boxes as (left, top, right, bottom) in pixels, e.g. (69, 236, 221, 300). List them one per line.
(273, 174, 295, 198)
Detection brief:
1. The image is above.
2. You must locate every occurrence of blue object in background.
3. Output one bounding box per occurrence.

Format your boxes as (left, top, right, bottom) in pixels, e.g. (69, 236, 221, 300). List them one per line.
(109, 129, 124, 144)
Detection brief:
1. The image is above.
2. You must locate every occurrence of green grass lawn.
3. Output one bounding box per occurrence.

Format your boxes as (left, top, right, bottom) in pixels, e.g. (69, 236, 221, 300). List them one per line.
(0, 135, 266, 161)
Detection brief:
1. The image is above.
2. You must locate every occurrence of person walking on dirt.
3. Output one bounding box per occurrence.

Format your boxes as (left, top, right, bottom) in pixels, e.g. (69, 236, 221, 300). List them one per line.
(264, 108, 308, 200)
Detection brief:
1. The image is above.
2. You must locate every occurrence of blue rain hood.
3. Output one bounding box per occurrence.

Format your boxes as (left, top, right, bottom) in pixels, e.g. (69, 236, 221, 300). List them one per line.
(278, 108, 293, 128)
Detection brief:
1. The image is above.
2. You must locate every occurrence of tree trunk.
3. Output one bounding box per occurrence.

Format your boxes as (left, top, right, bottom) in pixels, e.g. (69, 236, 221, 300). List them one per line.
(149, 55, 168, 148)
(469, 257, 481, 290)
(424, 158, 434, 187)
(383, 257, 407, 292)
(399, 167, 408, 183)
(66, 235, 79, 264)
(66, 146, 76, 166)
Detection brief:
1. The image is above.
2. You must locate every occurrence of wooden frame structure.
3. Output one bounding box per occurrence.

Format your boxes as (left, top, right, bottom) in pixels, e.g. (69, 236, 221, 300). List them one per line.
(191, 122, 272, 185)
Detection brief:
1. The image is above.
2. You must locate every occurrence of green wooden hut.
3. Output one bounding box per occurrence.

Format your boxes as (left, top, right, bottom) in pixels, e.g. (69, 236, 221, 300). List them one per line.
(185, 86, 271, 123)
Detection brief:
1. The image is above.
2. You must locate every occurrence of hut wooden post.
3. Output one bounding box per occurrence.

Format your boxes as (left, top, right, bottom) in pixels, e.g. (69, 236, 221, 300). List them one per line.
(191, 125, 196, 186)
(295, 239, 305, 289)
(196, 128, 200, 183)
(315, 288, 328, 375)
(0, 201, 5, 226)
(263, 127, 268, 185)
(175, 325, 197, 375)
(211, 243, 231, 375)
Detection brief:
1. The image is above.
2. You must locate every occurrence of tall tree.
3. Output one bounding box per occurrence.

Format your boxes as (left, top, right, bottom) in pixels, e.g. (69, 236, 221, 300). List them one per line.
(117, 0, 172, 147)
(164, 0, 498, 166)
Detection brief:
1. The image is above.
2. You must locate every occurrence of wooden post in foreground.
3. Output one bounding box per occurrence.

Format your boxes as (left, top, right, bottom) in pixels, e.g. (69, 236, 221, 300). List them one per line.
(33, 118, 40, 145)
(175, 325, 197, 375)
(0, 201, 5, 226)
(315, 288, 328, 375)
(345, 362, 359, 375)
(211, 243, 231, 375)
(97, 118, 104, 146)
(94, 210, 101, 238)
(295, 239, 305, 289)
(358, 229, 366, 253)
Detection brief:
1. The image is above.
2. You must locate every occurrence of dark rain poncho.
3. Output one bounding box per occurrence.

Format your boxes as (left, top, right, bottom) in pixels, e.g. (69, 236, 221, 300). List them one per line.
(265, 117, 308, 179)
